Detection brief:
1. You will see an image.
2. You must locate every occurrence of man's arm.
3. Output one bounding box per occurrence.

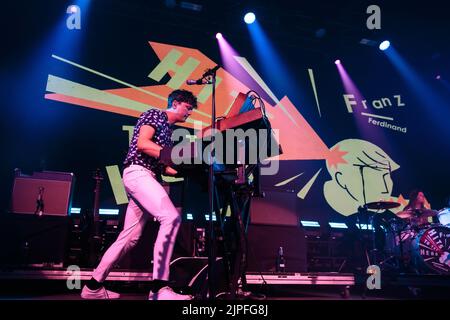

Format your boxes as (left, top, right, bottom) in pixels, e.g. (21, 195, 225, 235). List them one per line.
(137, 125, 162, 158)
(137, 125, 178, 175)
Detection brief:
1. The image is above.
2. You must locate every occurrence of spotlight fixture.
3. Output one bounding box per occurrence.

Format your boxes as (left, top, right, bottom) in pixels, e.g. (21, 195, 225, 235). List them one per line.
(215, 33, 223, 39)
(359, 38, 378, 47)
(334, 59, 341, 65)
(436, 75, 441, 80)
(244, 12, 256, 24)
(379, 40, 390, 51)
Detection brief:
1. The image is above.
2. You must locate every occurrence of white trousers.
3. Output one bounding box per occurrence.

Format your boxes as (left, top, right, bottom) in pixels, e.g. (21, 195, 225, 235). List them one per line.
(92, 164, 181, 281)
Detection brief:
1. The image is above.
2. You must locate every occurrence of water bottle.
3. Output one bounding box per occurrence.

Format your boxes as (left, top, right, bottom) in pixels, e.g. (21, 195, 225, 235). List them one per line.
(276, 246, 286, 272)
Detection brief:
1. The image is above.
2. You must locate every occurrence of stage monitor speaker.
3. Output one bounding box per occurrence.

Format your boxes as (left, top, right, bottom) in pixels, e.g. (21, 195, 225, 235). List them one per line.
(11, 171, 75, 216)
(246, 224, 307, 272)
(250, 190, 298, 227)
(169, 256, 228, 298)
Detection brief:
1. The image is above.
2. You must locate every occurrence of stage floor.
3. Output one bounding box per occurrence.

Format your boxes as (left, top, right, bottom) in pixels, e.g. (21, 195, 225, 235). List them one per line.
(0, 267, 449, 300)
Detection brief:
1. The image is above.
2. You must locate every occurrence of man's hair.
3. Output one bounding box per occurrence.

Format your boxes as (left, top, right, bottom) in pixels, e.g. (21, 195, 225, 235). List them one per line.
(405, 189, 424, 209)
(168, 89, 197, 109)
(409, 189, 422, 202)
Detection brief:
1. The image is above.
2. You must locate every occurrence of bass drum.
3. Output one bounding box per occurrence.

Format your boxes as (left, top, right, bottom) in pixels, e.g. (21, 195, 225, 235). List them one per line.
(412, 225, 450, 275)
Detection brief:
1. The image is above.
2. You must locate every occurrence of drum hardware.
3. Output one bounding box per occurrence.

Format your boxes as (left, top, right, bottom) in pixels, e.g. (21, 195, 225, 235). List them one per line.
(377, 254, 398, 270)
(356, 205, 398, 269)
(357, 198, 449, 275)
(383, 217, 450, 275)
(353, 161, 402, 268)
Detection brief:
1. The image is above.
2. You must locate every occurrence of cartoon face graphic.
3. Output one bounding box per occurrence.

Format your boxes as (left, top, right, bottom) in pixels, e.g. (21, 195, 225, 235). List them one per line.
(324, 139, 400, 216)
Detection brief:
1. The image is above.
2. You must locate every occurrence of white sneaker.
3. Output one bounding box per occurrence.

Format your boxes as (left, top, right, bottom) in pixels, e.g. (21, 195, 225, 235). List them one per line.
(148, 286, 193, 300)
(81, 285, 121, 299)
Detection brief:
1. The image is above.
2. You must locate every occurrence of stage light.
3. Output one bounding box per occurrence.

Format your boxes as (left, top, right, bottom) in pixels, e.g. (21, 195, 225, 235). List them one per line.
(244, 12, 256, 24)
(70, 207, 81, 214)
(99, 208, 119, 215)
(436, 75, 441, 80)
(355, 223, 373, 230)
(300, 220, 320, 227)
(334, 59, 341, 65)
(379, 40, 390, 51)
(215, 32, 223, 39)
(329, 222, 348, 229)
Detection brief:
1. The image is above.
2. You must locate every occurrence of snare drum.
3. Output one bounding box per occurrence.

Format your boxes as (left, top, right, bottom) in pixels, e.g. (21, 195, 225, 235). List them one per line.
(438, 208, 450, 226)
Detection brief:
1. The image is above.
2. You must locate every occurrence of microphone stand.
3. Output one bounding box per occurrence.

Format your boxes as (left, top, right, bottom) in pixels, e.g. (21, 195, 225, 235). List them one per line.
(353, 162, 387, 268)
(203, 67, 218, 300)
(184, 66, 221, 299)
(34, 187, 44, 217)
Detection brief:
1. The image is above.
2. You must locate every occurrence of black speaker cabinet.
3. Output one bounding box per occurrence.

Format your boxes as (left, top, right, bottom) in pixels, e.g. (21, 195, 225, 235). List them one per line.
(246, 224, 307, 272)
(0, 214, 70, 267)
(11, 171, 75, 216)
(250, 190, 299, 227)
(169, 256, 228, 298)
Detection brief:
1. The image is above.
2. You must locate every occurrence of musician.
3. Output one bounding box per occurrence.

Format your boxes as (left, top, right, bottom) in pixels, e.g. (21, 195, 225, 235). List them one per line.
(81, 89, 197, 300)
(404, 190, 427, 210)
(403, 189, 430, 225)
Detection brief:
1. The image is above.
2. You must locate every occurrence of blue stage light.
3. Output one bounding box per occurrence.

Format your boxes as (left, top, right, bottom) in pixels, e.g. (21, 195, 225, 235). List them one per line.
(244, 12, 256, 24)
(379, 40, 390, 51)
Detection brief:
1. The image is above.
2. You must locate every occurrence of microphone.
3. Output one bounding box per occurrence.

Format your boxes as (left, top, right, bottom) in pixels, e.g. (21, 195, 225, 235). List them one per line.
(186, 65, 221, 85)
(186, 78, 209, 85)
(203, 65, 220, 76)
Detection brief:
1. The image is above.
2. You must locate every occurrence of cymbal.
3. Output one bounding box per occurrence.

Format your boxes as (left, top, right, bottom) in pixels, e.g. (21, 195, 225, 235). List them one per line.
(396, 210, 413, 219)
(366, 201, 401, 210)
(396, 208, 438, 219)
(418, 209, 438, 218)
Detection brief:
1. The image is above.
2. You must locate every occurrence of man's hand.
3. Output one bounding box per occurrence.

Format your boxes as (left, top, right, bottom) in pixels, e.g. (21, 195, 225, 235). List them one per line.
(165, 166, 178, 176)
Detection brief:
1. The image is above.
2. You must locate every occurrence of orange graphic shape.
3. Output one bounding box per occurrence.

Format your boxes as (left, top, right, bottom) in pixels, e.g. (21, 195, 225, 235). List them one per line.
(268, 96, 330, 161)
(326, 145, 348, 170)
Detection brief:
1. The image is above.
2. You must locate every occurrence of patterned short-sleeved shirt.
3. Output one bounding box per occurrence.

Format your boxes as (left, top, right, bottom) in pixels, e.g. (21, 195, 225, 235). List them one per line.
(124, 109, 173, 176)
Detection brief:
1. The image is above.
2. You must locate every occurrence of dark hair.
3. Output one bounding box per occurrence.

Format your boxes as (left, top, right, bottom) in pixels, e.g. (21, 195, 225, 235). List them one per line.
(405, 189, 424, 210)
(168, 89, 197, 109)
(409, 189, 422, 202)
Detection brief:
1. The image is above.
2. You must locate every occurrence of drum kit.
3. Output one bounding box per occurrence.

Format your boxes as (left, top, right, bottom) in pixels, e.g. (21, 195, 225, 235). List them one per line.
(363, 201, 450, 275)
